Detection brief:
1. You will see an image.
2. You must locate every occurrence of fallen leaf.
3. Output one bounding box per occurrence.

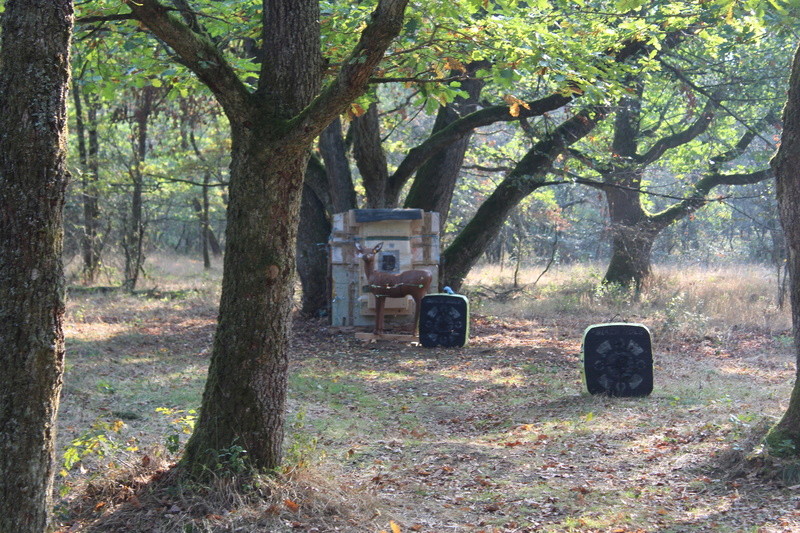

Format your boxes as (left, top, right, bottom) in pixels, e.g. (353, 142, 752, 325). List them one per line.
(284, 499, 300, 512)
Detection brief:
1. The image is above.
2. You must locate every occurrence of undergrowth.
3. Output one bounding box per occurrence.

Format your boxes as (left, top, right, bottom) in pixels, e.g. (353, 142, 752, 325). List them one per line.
(465, 262, 790, 343)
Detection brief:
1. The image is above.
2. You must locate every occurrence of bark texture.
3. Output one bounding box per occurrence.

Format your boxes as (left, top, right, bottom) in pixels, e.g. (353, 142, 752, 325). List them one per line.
(182, 135, 307, 470)
(768, 42, 800, 454)
(0, 0, 73, 531)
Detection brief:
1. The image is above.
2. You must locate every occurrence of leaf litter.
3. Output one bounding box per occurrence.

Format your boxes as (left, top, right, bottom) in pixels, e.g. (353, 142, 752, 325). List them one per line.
(55, 283, 800, 532)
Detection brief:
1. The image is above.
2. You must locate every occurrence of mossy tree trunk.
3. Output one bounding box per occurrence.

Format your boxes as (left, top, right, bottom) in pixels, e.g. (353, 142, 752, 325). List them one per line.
(182, 135, 309, 469)
(126, 0, 408, 472)
(0, 0, 73, 530)
(769, 42, 800, 454)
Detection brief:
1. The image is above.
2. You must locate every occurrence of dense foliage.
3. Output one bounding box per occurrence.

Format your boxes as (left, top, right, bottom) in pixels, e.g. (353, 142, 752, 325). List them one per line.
(60, 0, 796, 290)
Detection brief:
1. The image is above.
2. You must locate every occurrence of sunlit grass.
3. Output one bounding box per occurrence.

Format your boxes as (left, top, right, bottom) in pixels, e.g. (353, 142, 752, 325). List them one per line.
(465, 262, 791, 340)
(56, 255, 800, 532)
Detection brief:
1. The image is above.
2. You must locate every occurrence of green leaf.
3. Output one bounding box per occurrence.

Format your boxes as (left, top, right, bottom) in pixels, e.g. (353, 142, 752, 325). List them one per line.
(615, 0, 647, 11)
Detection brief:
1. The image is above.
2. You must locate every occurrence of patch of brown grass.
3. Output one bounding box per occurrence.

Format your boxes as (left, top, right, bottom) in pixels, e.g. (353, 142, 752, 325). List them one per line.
(465, 262, 790, 342)
(57, 458, 387, 532)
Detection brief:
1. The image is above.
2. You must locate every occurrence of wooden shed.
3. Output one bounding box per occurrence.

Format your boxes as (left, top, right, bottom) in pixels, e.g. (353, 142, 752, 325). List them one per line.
(329, 209, 440, 328)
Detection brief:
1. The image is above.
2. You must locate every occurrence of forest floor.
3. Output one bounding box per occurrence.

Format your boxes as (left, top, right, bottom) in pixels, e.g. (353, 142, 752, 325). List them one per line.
(54, 258, 800, 532)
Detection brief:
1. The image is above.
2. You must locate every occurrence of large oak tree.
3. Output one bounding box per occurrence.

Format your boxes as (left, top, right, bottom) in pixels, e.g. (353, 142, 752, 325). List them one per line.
(121, 0, 408, 472)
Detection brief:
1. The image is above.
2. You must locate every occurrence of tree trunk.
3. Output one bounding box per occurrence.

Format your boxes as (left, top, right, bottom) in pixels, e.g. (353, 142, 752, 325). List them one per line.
(124, 87, 155, 290)
(72, 84, 102, 284)
(604, 223, 657, 289)
(182, 133, 308, 471)
(319, 117, 357, 213)
(768, 41, 800, 455)
(601, 180, 654, 289)
(189, 130, 222, 258)
(0, 1, 72, 531)
(296, 156, 332, 317)
(128, 0, 408, 474)
(297, 179, 332, 317)
(202, 172, 211, 268)
(295, 120, 354, 318)
(192, 194, 211, 269)
(353, 102, 393, 207)
(85, 101, 102, 278)
(404, 61, 490, 226)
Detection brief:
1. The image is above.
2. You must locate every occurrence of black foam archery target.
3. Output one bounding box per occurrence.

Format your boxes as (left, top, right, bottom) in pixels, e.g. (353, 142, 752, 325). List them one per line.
(581, 323, 653, 397)
(419, 294, 469, 348)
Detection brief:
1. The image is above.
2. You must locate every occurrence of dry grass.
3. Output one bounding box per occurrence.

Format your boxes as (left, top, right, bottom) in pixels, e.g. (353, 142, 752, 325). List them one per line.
(465, 262, 790, 343)
(65, 251, 224, 295)
(54, 256, 799, 532)
(61, 463, 385, 533)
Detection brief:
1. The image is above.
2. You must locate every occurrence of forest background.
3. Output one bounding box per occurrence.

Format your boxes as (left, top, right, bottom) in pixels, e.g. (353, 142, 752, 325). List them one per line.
(65, 0, 790, 299)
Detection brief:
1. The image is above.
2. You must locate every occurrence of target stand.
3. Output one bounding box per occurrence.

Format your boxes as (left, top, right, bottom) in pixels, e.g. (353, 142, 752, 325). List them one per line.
(581, 323, 653, 397)
(419, 293, 469, 348)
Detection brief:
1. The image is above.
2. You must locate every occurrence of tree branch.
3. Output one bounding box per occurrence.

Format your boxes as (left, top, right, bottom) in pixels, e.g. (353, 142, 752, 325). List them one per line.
(124, 0, 253, 119)
(710, 111, 778, 171)
(566, 147, 604, 171)
(651, 168, 772, 229)
(369, 74, 476, 84)
(390, 25, 700, 191)
(287, 0, 409, 144)
(77, 13, 137, 23)
(636, 92, 720, 165)
(660, 58, 778, 149)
